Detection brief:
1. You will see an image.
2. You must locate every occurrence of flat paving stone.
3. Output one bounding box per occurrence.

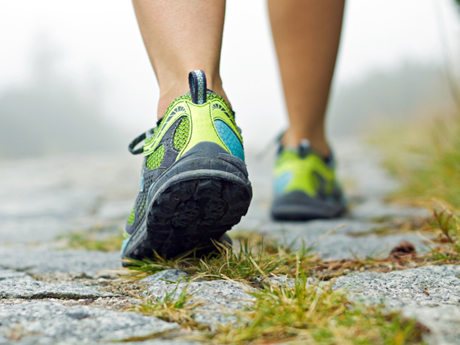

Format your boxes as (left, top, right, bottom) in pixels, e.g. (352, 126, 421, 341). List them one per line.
(146, 280, 256, 327)
(0, 269, 30, 281)
(0, 302, 178, 344)
(141, 269, 190, 284)
(0, 154, 139, 243)
(236, 217, 426, 260)
(333, 265, 460, 345)
(0, 245, 120, 275)
(333, 265, 460, 308)
(0, 269, 116, 299)
(98, 340, 202, 345)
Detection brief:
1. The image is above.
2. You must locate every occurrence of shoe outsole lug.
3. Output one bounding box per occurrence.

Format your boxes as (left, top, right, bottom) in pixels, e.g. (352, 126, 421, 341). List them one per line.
(124, 176, 251, 262)
(271, 203, 347, 221)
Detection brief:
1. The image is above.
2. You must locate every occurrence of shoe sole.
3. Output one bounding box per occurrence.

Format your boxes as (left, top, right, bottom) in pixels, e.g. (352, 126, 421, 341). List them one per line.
(271, 205, 346, 221)
(271, 191, 346, 221)
(123, 142, 252, 262)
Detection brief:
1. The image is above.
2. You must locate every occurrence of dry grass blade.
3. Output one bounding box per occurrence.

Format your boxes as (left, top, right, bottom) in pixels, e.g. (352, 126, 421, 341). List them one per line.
(119, 223, 459, 286)
(120, 238, 317, 285)
(130, 281, 208, 331)
(207, 276, 425, 345)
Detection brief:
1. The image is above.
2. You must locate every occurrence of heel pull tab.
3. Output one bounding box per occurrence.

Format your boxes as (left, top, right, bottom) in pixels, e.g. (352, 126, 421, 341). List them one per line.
(188, 70, 207, 104)
(299, 139, 311, 159)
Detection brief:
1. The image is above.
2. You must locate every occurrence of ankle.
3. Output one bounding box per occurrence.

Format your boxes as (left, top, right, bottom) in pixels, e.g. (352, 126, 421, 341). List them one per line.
(157, 86, 184, 119)
(283, 128, 330, 158)
(207, 77, 232, 109)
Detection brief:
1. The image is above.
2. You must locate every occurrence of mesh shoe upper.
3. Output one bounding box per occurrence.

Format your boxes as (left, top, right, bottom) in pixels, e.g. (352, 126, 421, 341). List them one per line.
(272, 140, 345, 219)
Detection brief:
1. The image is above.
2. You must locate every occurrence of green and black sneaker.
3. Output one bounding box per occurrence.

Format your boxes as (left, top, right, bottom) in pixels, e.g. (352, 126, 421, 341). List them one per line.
(271, 139, 346, 221)
(121, 70, 252, 262)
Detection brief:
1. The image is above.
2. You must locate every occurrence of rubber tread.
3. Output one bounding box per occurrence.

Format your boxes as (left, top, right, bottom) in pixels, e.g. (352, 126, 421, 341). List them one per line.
(124, 177, 250, 261)
(271, 190, 346, 221)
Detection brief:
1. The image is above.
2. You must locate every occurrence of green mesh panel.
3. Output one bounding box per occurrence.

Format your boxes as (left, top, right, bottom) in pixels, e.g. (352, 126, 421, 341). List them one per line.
(146, 145, 165, 170)
(127, 207, 135, 225)
(173, 117, 190, 150)
(136, 193, 147, 219)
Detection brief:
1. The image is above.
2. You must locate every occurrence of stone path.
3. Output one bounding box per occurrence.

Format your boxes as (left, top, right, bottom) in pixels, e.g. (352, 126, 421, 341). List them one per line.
(0, 140, 458, 344)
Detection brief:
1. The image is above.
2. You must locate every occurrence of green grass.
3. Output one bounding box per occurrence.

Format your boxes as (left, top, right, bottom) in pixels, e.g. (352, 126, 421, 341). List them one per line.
(122, 228, 459, 287)
(132, 275, 424, 345)
(131, 282, 207, 331)
(122, 236, 430, 343)
(122, 238, 315, 285)
(371, 116, 460, 210)
(211, 277, 424, 345)
(371, 115, 460, 261)
(429, 209, 460, 260)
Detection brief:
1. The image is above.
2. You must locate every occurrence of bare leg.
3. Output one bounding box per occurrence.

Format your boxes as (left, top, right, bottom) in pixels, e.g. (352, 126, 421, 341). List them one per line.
(133, 0, 229, 119)
(268, 0, 345, 157)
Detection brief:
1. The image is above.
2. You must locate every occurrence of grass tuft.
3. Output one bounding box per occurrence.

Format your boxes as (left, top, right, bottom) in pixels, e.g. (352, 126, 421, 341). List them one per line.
(123, 236, 429, 343)
(208, 277, 424, 345)
(122, 238, 315, 285)
(371, 116, 460, 211)
(121, 230, 459, 287)
(130, 275, 425, 344)
(130, 282, 207, 331)
(371, 115, 460, 261)
(429, 209, 460, 260)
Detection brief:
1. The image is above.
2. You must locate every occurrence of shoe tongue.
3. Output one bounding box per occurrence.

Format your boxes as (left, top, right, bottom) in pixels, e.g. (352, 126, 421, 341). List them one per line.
(188, 70, 207, 105)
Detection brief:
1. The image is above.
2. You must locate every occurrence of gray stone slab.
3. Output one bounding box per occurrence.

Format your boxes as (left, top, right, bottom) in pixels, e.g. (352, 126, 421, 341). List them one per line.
(351, 198, 429, 220)
(0, 218, 68, 244)
(0, 279, 116, 299)
(302, 232, 425, 260)
(403, 306, 460, 345)
(27, 338, 203, 345)
(0, 245, 120, 275)
(333, 265, 460, 345)
(0, 269, 116, 299)
(99, 342, 202, 345)
(146, 280, 256, 327)
(141, 269, 190, 284)
(0, 154, 139, 244)
(333, 265, 460, 308)
(0, 269, 30, 281)
(235, 217, 426, 260)
(0, 302, 178, 344)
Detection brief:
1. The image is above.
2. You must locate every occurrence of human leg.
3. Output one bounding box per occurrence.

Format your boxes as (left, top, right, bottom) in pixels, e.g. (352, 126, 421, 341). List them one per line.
(268, 0, 346, 220)
(268, 0, 344, 157)
(133, 0, 230, 118)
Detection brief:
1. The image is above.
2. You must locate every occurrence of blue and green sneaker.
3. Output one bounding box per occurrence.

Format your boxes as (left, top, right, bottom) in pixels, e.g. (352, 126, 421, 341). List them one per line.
(271, 139, 346, 220)
(122, 70, 252, 262)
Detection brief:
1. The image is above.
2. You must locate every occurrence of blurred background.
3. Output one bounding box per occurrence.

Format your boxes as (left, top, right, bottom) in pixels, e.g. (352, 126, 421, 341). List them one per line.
(0, 0, 459, 157)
